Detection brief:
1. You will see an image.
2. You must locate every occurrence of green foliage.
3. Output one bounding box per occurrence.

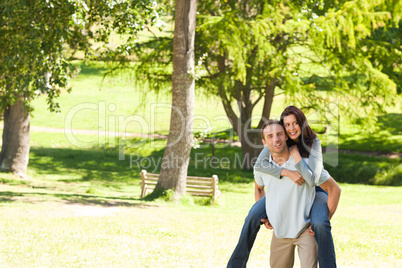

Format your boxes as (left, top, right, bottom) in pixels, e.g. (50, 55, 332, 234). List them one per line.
(193, 195, 214, 206)
(0, 0, 163, 113)
(86, 186, 103, 195)
(365, 20, 402, 94)
(179, 193, 195, 206)
(304, 0, 401, 127)
(123, 0, 401, 133)
(143, 188, 199, 206)
(0, 0, 78, 112)
(162, 188, 175, 201)
(325, 153, 401, 186)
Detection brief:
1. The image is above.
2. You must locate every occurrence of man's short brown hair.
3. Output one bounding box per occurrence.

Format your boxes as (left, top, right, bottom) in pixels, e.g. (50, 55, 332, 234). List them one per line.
(261, 119, 285, 139)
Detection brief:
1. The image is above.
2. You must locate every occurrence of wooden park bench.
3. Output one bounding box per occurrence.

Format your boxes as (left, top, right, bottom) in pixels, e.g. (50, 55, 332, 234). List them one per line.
(140, 170, 221, 203)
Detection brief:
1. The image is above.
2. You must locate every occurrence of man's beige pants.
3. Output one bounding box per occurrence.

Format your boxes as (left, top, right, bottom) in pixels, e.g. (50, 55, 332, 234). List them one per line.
(270, 229, 318, 268)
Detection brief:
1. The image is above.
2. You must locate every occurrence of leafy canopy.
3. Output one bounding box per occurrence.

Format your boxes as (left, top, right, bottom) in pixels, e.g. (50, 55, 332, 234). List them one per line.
(121, 0, 400, 131)
(0, 0, 162, 113)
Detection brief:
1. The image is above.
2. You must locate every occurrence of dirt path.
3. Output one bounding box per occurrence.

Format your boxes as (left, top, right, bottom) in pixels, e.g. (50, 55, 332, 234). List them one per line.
(29, 125, 168, 139)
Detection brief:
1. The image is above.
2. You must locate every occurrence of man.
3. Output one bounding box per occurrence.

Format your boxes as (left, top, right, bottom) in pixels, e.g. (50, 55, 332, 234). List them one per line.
(228, 119, 340, 267)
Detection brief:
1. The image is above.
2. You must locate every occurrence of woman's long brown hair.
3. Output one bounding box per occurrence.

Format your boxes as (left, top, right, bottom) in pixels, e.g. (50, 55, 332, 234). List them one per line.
(280, 106, 317, 158)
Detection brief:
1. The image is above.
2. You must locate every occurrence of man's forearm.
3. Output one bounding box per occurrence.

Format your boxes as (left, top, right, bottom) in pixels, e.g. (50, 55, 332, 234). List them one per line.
(254, 184, 265, 202)
(322, 177, 342, 220)
(327, 187, 341, 220)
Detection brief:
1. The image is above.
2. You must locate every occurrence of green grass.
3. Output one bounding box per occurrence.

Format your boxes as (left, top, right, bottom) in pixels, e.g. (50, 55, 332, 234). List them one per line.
(325, 153, 401, 186)
(29, 61, 294, 136)
(29, 62, 402, 155)
(335, 112, 402, 153)
(0, 171, 400, 267)
(29, 62, 256, 135)
(25, 130, 401, 187)
(1, 18, 401, 266)
(0, 113, 400, 266)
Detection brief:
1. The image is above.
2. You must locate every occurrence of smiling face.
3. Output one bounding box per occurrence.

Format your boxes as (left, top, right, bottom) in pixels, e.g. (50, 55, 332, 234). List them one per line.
(262, 123, 288, 155)
(283, 114, 302, 143)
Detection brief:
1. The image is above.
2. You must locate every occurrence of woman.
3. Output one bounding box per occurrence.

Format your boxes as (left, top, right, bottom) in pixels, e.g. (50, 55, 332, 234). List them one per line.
(227, 106, 341, 268)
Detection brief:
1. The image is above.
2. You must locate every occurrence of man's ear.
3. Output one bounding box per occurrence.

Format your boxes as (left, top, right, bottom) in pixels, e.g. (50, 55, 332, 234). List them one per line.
(262, 139, 266, 146)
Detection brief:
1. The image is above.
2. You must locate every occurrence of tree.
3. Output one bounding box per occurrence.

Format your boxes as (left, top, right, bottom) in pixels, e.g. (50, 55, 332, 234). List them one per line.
(196, 0, 400, 168)
(0, 1, 77, 177)
(115, 0, 401, 169)
(0, 0, 161, 177)
(155, 0, 197, 197)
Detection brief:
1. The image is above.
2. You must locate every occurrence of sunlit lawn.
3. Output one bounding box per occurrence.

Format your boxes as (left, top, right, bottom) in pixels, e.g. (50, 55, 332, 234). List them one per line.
(0, 176, 400, 267)
(0, 131, 401, 267)
(1, 11, 401, 265)
(1, 60, 400, 267)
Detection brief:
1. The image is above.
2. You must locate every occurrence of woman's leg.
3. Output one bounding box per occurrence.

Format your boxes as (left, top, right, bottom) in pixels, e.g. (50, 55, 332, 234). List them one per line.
(227, 196, 267, 268)
(311, 186, 337, 268)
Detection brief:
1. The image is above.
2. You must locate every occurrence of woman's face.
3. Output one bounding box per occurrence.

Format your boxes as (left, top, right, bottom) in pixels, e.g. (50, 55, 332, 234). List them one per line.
(283, 114, 301, 142)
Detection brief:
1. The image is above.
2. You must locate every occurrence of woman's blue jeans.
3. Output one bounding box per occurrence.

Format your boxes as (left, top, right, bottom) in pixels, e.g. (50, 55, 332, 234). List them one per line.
(227, 187, 336, 268)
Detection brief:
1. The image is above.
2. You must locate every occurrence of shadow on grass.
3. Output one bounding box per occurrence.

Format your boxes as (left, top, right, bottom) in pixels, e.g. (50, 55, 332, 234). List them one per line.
(339, 135, 402, 153)
(74, 62, 109, 76)
(29, 146, 136, 183)
(0, 190, 157, 208)
(339, 113, 402, 153)
(325, 153, 401, 186)
(337, 113, 402, 153)
(22, 133, 401, 209)
(377, 113, 402, 136)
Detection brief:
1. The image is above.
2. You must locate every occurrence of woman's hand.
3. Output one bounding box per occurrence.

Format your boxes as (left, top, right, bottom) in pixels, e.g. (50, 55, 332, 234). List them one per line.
(281, 169, 305, 186)
(283, 169, 306, 186)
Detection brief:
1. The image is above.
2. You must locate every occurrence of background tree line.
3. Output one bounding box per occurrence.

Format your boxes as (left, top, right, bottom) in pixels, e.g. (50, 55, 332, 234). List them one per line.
(0, 0, 400, 198)
(114, 0, 401, 169)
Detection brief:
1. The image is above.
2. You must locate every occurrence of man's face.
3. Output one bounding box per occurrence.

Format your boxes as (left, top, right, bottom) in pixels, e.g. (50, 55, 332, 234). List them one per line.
(262, 124, 288, 154)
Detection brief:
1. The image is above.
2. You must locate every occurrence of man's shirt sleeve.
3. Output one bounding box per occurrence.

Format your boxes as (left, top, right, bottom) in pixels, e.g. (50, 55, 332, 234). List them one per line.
(254, 171, 265, 186)
(316, 168, 331, 186)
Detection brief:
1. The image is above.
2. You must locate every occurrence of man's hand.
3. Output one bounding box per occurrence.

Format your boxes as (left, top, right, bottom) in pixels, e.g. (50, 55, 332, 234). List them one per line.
(281, 169, 305, 186)
(261, 218, 273, 229)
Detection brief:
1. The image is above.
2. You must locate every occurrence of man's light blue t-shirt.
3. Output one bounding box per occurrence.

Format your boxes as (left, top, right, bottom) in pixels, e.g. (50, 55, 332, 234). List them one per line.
(254, 155, 330, 239)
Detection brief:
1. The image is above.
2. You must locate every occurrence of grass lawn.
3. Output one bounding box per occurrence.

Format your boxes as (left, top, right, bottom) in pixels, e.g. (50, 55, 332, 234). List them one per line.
(0, 173, 400, 267)
(1, 9, 400, 264)
(0, 61, 400, 266)
(0, 132, 400, 267)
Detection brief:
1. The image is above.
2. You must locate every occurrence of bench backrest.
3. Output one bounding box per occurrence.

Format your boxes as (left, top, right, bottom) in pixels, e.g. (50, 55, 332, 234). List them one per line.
(140, 170, 220, 202)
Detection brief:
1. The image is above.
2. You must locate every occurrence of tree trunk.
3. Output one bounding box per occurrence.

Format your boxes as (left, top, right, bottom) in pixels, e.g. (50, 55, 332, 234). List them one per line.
(257, 78, 275, 129)
(156, 0, 197, 197)
(221, 79, 276, 169)
(0, 99, 30, 177)
(240, 79, 276, 169)
(239, 132, 261, 170)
